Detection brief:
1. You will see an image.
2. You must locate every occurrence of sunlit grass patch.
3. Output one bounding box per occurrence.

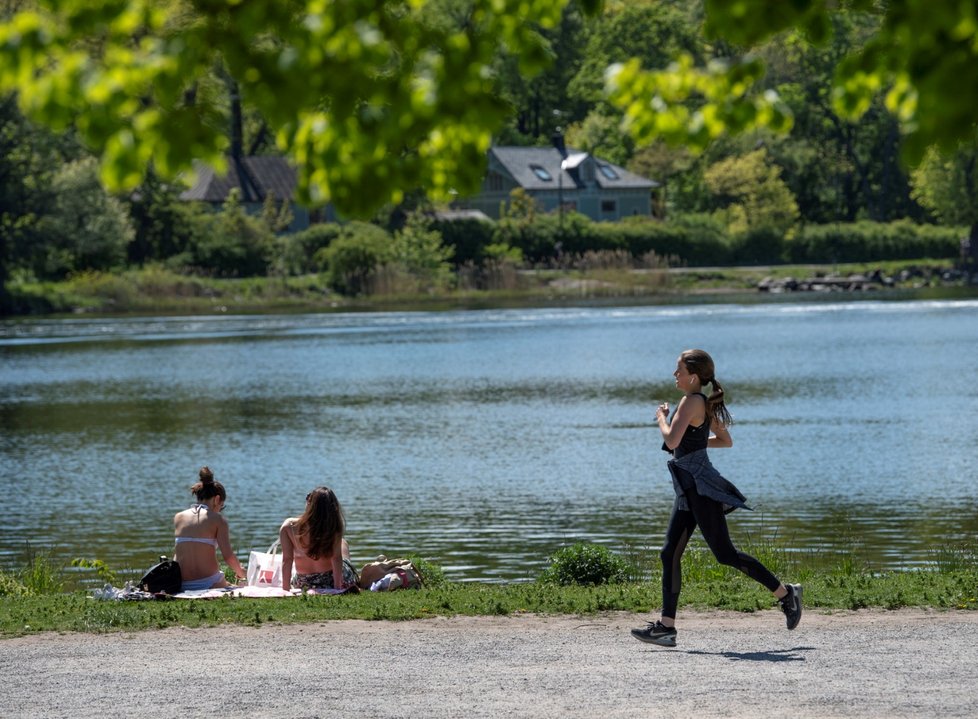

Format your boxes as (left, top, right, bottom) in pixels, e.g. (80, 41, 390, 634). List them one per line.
(2, 537, 976, 637)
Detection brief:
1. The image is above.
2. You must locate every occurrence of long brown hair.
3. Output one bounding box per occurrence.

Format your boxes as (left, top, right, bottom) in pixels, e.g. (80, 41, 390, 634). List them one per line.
(189, 466, 226, 503)
(680, 349, 732, 427)
(293, 486, 345, 560)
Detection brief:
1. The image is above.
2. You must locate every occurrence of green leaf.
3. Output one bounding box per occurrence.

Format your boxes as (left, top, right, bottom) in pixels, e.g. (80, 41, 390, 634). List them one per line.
(0, 0, 572, 217)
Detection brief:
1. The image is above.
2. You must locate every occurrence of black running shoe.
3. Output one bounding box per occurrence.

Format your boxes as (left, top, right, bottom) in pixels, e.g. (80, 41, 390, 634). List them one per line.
(630, 620, 677, 647)
(779, 583, 803, 630)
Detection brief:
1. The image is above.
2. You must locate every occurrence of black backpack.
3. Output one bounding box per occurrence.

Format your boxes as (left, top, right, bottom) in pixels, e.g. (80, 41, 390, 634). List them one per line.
(138, 555, 182, 594)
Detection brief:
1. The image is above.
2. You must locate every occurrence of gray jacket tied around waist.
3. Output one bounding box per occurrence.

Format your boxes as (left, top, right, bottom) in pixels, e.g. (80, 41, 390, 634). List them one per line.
(667, 448, 752, 513)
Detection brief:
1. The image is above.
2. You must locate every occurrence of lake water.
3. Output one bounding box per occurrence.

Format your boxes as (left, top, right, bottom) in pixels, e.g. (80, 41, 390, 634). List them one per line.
(2, 298, 977, 582)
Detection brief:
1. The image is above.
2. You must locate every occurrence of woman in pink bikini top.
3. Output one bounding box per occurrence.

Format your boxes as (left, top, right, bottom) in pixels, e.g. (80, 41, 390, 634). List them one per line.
(279, 486, 356, 591)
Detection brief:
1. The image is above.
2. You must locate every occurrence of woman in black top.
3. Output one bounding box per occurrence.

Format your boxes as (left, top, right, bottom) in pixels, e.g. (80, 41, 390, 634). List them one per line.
(631, 349, 803, 647)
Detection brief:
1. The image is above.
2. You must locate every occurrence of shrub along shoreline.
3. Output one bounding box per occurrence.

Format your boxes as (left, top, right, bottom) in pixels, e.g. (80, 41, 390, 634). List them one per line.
(4, 257, 968, 317)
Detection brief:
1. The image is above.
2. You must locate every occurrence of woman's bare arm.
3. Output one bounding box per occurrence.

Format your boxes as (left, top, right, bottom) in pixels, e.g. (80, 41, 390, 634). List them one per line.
(708, 418, 733, 448)
(658, 395, 705, 450)
(215, 516, 245, 580)
(279, 522, 294, 590)
(331, 536, 345, 590)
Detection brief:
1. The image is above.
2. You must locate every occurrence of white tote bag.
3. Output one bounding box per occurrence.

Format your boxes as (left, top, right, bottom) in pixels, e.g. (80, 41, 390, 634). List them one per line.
(247, 540, 285, 588)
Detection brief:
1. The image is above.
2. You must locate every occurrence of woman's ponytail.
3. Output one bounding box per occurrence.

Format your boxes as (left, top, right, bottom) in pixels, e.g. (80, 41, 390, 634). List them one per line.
(706, 377, 732, 427)
(679, 349, 732, 428)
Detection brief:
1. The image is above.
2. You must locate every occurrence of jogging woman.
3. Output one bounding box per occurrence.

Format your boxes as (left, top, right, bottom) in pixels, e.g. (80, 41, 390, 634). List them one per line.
(631, 349, 802, 647)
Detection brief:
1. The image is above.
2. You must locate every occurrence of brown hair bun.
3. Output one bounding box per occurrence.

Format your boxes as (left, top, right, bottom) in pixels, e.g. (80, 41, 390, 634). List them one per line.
(199, 466, 214, 485)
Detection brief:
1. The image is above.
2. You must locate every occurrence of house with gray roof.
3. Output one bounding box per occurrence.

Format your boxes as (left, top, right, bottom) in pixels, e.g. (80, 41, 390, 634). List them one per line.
(457, 146, 658, 221)
(180, 156, 335, 231)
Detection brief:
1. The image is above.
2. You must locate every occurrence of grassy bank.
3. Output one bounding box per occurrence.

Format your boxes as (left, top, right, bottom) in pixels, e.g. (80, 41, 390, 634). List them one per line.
(3, 544, 975, 637)
(5, 258, 966, 316)
(2, 571, 976, 637)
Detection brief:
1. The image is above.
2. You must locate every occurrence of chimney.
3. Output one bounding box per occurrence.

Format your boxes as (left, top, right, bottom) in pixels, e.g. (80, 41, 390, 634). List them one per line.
(551, 130, 567, 159)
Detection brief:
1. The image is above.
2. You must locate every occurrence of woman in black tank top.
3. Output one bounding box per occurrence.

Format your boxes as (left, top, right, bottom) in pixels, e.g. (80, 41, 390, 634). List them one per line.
(670, 392, 710, 459)
(630, 349, 804, 648)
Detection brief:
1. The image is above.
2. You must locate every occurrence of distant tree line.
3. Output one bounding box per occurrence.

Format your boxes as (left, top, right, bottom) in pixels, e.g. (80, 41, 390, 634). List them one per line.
(1, 1, 975, 309)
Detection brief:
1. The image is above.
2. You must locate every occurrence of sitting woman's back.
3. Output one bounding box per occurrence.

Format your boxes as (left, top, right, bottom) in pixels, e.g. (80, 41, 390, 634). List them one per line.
(280, 486, 357, 591)
(173, 466, 246, 591)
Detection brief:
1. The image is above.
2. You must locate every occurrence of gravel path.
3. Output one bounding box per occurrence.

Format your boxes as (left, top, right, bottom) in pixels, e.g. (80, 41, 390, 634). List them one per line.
(2, 608, 976, 718)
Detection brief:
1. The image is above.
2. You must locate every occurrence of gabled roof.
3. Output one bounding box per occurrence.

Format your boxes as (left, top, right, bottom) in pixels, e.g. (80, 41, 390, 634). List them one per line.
(490, 146, 658, 191)
(180, 156, 297, 203)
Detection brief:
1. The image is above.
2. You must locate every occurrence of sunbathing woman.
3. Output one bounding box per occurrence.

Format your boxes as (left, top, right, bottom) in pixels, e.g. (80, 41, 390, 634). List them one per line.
(280, 486, 358, 591)
(173, 466, 246, 591)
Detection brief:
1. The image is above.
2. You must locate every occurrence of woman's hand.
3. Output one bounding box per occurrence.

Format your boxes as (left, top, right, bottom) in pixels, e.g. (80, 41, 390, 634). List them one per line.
(655, 402, 670, 422)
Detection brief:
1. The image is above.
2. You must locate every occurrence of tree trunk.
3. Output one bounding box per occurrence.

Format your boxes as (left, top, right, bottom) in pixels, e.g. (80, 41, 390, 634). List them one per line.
(965, 222, 978, 270)
(0, 233, 7, 315)
(229, 79, 244, 160)
(248, 122, 269, 155)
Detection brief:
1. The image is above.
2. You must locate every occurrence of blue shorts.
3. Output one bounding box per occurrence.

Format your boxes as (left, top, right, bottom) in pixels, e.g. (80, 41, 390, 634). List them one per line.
(181, 570, 224, 591)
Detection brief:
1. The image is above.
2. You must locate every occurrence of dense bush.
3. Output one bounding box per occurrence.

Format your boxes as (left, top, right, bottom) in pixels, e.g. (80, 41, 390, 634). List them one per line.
(549, 213, 624, 256)
(190, 192, 276, 277)
(387, 212, 454, 292)
(598, 216, 730, 265)
(786, 220, 961, 263)
(127, 176, 206, 265)
(288, 216, 962, 270)
(493, 213, 557, 261)
(490, 212, 732, 266)
(316, 221, 393, 294)
(31, 158, 135, 278)
(191, 218, 274, 277)
(271, 223, 342, 276)
(432, 216, 496, 265)
(539, 542, 634, 586)
(730, 227, 785, 264)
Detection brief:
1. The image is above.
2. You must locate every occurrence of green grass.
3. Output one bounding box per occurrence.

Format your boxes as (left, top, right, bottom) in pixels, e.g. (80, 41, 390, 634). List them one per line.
(1, 569, 975, 637)
(8, 545, 65, 596)
(1, 542, 975, 637)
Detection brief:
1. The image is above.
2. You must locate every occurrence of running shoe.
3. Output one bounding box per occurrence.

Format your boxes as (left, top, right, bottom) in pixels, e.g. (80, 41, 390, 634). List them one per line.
(630, 620, 677, 647)
(779, 583, 803, 630)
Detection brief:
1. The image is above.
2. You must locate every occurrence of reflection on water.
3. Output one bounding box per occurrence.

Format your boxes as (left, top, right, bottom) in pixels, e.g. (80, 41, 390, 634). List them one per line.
(2, 300, 977, 581)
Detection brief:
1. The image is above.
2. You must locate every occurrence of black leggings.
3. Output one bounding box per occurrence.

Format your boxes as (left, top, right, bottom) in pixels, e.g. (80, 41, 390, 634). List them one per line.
(660, 486, 781, 619)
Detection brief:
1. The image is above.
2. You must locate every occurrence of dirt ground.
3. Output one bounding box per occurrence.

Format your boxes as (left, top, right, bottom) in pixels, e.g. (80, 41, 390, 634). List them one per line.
(1, 608, 976, 718)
